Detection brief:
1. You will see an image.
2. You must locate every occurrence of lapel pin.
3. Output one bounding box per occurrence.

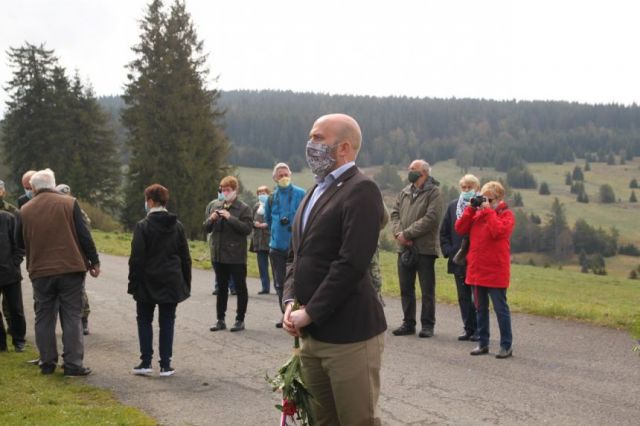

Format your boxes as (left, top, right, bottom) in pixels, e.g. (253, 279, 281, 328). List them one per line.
(337, 182, 343, 187)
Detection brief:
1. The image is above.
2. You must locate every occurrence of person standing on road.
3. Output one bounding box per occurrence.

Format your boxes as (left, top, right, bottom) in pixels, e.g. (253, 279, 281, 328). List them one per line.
(390, 159, 443, 338)
(0, 179, 21, 344)
(205, 176, 253, 333)
(263, 163, 305, 327)
(283, 113, 386, 425)
(455, 181, 515, 359)
(250, 185, 272, 295)
(128, 184, 191, 377)
(440, 174, 480, 341)
(205, 187, 237, 296)
(17, 168, 100, 376)
(56, 184, 92, 335)
(0, 209, 26, 352)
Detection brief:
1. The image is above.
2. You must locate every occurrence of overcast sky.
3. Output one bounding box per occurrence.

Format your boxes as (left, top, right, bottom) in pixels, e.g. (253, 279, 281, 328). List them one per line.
(1, 0, 639, 114)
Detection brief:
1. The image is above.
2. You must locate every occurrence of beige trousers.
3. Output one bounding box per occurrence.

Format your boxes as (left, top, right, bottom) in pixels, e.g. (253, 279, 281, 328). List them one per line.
(300, 332, 385, 426)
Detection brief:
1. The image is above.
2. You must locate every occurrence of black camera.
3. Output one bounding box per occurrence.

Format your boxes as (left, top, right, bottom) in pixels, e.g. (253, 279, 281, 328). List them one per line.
(279, 217, 290, 226)
(469, 195, 487, 208)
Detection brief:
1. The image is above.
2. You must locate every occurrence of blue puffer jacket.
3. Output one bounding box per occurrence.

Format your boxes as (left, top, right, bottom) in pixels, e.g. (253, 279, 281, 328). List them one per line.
(264, 184, 306, 251)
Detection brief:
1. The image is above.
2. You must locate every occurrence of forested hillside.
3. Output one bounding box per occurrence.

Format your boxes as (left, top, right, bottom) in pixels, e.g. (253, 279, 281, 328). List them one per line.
(99, 90, 640, 169)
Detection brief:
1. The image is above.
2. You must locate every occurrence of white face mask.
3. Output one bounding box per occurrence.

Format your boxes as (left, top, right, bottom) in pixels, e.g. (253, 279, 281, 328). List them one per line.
(223, 190, 236, 202)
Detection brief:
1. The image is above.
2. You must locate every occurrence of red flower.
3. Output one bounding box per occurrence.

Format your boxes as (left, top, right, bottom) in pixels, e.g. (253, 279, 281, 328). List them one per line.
(282, 399, 297, 416)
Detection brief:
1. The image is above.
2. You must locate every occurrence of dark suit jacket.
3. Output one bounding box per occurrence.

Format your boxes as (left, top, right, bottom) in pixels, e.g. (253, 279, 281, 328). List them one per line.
(283, 165, 387, 344)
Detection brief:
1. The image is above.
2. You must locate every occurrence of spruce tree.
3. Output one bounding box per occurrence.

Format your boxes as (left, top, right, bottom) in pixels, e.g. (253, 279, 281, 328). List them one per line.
(538, 181, 550, 195)
(572, 166, 584, 181)
(122, 0, 230, 237)
(630, 190, 638, 203)
(630, 178, 638, 189)
(565, 172, 572, 185)
(2, 43, 57, 186)
(599, 184, 616, 203)
(2, 44, 119, 207)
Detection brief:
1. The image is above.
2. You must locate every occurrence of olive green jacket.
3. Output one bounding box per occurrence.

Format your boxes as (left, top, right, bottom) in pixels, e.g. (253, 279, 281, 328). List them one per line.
(390, 176, 444, 256)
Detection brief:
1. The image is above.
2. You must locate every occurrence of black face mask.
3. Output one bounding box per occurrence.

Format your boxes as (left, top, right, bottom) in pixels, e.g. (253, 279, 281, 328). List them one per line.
(408, 171, 422, 183)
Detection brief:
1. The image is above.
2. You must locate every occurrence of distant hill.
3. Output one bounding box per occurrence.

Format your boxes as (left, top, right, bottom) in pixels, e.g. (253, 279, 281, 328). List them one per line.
(99, 90, 640, 169)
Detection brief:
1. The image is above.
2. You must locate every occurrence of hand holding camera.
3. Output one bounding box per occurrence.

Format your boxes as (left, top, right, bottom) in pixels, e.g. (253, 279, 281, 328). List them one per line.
(469, 195, 488, 209)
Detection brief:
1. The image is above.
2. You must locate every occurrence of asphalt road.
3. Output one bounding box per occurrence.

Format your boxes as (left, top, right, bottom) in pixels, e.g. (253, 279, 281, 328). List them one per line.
(19, 253, 640, 425)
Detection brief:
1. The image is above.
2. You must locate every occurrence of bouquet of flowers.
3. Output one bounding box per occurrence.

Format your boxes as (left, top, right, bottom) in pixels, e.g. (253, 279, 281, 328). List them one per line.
(266, 304, 315, 425)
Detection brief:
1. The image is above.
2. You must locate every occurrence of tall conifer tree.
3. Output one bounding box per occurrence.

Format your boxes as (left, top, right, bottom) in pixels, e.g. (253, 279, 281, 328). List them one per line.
(2, 44, 119, 206)
(122, 0, 230, 237)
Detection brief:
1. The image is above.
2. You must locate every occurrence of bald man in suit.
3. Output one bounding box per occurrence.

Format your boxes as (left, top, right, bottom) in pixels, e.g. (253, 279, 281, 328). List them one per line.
(282, 113, 386, 425)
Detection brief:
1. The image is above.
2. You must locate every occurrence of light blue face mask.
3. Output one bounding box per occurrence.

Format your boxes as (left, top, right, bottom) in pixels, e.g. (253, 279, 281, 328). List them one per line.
(144, 200, 149, 213)
(258, 194, 268, 204)
(217, 192, 225, 201)
(461, 190, 475, 201)
(25, 189, 33, 199)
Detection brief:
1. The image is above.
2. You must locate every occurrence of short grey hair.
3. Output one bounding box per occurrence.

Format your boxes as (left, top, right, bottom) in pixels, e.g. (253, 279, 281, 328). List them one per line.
(30, 168, 56, 192)
(416, 159, 431, 174)
(272, 162, 291, 180)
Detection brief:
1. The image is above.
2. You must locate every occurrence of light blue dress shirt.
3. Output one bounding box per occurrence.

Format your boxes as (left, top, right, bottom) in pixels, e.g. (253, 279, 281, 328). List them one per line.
(301, 161, 355, 231)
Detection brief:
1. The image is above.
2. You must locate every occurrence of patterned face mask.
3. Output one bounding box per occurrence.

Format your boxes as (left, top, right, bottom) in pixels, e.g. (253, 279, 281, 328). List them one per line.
(305, 140, 337, 178)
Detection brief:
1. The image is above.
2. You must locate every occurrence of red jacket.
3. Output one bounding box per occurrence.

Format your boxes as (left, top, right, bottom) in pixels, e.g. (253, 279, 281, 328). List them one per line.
(454, 201, 515, 288)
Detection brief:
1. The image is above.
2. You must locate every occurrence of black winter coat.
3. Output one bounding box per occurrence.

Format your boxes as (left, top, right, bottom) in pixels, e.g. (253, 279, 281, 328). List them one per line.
(440, 199, 466, 276)
(128, 211, 191, 304)
(0, 211, 23, 285)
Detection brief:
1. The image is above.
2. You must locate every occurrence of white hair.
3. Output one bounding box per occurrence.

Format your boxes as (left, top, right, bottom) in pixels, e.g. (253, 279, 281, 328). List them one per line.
(30, 168, 56, 192)
(272, 162, 291, 180)
(417, 159, 431, 174)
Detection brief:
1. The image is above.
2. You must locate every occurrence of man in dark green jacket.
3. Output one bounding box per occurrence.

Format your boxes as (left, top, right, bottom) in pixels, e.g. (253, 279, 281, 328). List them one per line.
(390, 159, 443, 338)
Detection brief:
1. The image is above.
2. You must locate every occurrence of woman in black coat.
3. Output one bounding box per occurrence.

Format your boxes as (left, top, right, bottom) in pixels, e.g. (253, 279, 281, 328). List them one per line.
(128, 184, 191, 377)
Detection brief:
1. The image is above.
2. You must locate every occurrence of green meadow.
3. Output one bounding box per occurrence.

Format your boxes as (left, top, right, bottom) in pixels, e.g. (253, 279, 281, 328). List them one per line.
(92, 230, 640, 335)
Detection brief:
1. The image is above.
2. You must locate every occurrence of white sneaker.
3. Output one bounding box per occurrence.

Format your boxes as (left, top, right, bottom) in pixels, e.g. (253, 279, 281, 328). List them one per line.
(160, 367, 175, 377)
(132, 363, 153, 376)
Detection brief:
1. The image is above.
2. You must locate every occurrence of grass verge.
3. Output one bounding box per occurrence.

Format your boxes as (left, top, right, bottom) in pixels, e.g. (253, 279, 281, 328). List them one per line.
(94, 230, 640, 332)
(0, 348, 155, 425)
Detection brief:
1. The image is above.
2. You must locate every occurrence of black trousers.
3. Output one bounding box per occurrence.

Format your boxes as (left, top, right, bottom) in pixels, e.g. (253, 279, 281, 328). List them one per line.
(454, 273, 477, 335)
(269, 248, 288, 313)
(397, 254, 436, 329)
(0, 281, 26, 349)
(213, 262, 248, 321)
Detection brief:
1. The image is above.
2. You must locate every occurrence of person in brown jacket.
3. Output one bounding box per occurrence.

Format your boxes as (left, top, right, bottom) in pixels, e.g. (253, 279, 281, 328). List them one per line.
(390, 159, 444, 338)
(17, 169, 100, 376)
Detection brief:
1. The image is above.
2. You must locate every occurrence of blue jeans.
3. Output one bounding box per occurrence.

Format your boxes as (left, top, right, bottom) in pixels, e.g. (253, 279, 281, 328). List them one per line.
(256, 251, 271, 292)
(136, 302, 177, 369)
(473, 286, 512, 350)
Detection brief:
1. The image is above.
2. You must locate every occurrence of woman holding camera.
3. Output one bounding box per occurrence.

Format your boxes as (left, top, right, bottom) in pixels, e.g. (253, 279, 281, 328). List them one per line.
(455, 181, 515, 358)
(205, 176, 253, 332)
